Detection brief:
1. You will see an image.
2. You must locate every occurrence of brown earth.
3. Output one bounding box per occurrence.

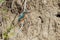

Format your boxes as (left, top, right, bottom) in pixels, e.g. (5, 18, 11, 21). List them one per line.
(0, 0, 60, 40)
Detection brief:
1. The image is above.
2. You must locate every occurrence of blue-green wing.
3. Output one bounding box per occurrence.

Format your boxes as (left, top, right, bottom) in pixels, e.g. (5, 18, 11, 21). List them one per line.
(18, 12, 25, 22)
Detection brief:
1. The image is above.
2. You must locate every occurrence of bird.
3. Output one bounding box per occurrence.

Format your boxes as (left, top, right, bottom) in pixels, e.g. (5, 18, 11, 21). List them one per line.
(18, 10, 28, 27)
(18, 8, 30, 28)
(18, 10, 27, 22)
(18, 12, 24, 22)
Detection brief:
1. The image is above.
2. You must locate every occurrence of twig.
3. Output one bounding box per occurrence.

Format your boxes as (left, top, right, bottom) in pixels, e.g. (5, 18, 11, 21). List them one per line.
(23, 0, 27, 11)
(10, 14, 17, 27)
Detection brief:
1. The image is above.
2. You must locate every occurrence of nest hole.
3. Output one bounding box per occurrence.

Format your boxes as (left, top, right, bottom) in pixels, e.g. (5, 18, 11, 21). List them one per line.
(56, 12, 60, 17)
(38, 16, 44, 23)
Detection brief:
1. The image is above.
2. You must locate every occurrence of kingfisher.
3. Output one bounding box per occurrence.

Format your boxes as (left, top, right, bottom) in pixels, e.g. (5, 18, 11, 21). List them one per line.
(18, 0, 29, 22)
(18, 9, 29, 27)
(18, 9, 28, 22)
